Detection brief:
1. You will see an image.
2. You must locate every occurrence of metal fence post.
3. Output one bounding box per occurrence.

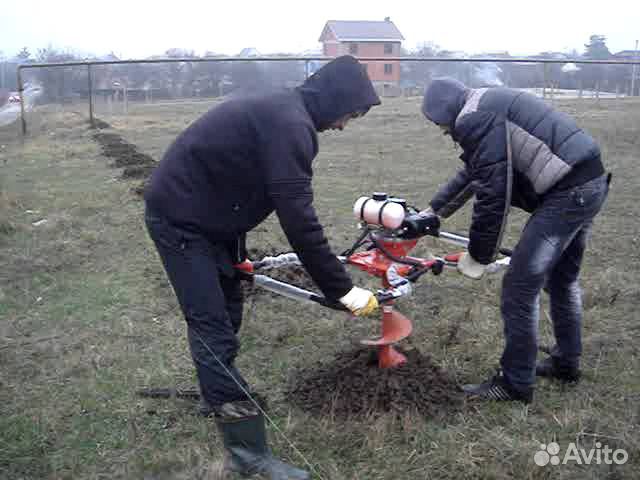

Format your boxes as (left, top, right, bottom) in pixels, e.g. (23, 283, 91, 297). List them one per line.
(578, 78, 583, 99)
(88, 64, 94, 127)
(123, 82, 128, 115)
(631, 40, 638, 97)
(17, 67, 27, 135)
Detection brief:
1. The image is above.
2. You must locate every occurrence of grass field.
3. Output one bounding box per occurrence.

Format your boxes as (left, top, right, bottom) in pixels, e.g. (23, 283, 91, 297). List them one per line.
(1, 96, 639, 479)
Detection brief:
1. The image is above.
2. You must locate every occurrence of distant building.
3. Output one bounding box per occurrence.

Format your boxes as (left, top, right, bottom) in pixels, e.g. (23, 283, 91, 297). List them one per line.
(238, 48, 261, 58)
(614, 50, 639, 60)
(100, 52, 120, 62)
(318, 18, 404, 88)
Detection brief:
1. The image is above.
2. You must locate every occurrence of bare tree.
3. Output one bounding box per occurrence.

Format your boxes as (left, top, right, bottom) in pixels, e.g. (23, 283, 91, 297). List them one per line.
(35, 47, 84, 102)
(402, 42, 440, 89)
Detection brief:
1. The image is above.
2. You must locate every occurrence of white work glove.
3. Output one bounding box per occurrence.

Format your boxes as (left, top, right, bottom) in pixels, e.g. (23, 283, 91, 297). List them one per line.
(457, 252, 486, 279)
(339, 286, 379, 316)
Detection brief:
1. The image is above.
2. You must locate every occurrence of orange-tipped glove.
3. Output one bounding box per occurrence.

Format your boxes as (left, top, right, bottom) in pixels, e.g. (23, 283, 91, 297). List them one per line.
(339, 286, 379, 316)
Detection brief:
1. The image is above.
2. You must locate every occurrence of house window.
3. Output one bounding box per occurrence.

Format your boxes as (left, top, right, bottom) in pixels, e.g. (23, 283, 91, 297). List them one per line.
(349, 43, 358, 54)
(384, 63, 393, 75)
(384, 43, 393, 54)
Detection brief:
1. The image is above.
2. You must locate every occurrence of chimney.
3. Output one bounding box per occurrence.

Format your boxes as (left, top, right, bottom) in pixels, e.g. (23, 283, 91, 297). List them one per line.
(384, 16, 391, 22)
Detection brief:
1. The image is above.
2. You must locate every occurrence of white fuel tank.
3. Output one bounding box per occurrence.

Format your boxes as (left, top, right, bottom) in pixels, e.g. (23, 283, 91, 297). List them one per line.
(353, 193, 406, 229)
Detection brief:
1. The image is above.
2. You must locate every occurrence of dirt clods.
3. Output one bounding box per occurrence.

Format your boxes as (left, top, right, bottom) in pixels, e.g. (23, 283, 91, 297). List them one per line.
(243, 248, 318, 298)
(90, 118, 112, 130)
(287, 346, 463, 420)
(92, 123, 157, 185)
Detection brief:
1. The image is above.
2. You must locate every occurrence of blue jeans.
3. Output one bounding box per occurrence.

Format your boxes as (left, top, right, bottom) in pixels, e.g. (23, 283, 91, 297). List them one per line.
(500, 174, 610, 392)
(144, 208, 250, 407)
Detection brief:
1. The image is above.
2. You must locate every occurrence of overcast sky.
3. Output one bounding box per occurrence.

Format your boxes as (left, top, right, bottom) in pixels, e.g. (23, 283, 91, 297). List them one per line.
(1, 0, 638, 59)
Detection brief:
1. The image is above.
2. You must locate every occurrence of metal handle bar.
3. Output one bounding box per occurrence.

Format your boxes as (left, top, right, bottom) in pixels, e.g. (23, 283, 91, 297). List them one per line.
(436, 231, 513, 257)
(236, 247, 510, 311)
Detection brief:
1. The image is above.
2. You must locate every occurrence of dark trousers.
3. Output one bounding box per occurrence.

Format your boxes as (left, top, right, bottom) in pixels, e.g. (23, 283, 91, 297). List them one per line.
(145, 208, 249, 407)
(500, 174, 610, 391)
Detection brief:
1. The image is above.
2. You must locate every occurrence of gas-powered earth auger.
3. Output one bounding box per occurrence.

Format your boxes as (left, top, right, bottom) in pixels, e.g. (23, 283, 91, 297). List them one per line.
(234, 192, 512, 369)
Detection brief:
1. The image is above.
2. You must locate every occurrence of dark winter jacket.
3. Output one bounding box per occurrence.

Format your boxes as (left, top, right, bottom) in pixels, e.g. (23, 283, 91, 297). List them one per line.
(145, 56, 380, 299)
(423, 78, 604, 264)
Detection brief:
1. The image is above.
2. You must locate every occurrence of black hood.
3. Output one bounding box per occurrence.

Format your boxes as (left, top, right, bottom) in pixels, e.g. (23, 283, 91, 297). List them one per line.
(297, 55, 381, 131)
(421, 77, 469, 127)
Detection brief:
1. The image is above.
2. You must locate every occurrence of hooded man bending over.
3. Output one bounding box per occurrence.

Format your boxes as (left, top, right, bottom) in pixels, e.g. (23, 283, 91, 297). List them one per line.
(144, 56, 381, 479)
(421, 78, 609, 404)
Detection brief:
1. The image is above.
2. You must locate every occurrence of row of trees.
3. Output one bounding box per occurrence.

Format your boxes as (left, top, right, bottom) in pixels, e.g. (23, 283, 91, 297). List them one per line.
(401, 35, 637, 93)
(1, 35, 637, 104)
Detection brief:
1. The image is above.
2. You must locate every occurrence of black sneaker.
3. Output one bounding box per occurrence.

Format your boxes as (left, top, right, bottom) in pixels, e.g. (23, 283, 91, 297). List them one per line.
(536, 356, 581, 383)
(462, 370, 533, 404)
(198, 396, 215, 417)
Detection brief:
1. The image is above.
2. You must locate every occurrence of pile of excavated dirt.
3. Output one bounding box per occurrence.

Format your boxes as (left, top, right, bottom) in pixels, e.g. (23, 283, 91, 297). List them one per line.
(286, 347, 463, 420)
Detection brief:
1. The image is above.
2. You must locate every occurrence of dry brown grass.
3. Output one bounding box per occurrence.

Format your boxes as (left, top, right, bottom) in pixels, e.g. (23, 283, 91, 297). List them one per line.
(0, 96, 638, 479)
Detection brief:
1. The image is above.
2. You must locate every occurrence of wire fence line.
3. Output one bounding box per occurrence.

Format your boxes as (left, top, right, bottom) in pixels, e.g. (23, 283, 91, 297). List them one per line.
(7, 56, 640, 135)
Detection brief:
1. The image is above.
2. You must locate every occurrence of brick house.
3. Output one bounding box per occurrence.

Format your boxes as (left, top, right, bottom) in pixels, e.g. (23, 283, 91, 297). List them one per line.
(318, 18, 404, 88)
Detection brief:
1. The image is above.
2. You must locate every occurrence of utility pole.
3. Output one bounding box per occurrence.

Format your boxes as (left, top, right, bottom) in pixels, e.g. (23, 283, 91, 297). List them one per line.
(631, 40, 639, 96)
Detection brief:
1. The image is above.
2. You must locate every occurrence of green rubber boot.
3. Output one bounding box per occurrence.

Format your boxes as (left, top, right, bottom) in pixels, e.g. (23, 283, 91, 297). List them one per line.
(215, 401, 309, 480)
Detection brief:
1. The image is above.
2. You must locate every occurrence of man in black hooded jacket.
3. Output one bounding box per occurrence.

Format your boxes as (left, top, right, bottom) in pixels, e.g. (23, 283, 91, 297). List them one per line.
(144, 56, 381, 479)
(421, 78, 610, 404)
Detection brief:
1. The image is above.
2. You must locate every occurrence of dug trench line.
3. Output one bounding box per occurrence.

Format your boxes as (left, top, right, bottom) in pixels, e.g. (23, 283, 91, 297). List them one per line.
(91, 118, 156, 196)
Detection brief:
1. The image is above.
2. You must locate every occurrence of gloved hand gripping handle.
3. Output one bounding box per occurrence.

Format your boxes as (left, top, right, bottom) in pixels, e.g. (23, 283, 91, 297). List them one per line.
(235, 262, 401, 313)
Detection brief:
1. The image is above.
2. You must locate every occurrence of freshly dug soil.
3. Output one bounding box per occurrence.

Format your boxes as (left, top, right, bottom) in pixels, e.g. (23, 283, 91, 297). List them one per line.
(286, 347, 463, 420)
(93, 131, 156, 168)
(91, 124, 157, 194)
(121, 163, 156, 179)
(242, 248, 318, 298)
(91, 118, 112, 129)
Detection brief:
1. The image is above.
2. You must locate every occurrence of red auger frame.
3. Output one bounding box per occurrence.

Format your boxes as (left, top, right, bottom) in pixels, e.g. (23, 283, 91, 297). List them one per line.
(235, 198, 511, 369)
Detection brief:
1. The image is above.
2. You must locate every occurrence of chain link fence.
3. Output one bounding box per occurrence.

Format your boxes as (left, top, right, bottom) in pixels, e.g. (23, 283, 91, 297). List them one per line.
(4, 57, 638, 135)
(2, 58, 638, 222)
(4, 58, 638, 220)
